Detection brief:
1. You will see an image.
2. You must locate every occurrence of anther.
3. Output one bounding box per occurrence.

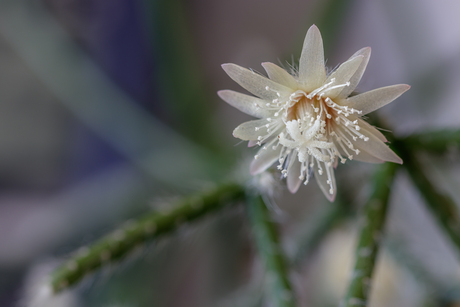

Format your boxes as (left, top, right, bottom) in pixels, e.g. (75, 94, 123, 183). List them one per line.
(254, 155, 260, 160)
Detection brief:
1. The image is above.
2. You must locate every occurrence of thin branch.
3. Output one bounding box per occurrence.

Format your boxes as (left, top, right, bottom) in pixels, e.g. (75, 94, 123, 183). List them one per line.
(403, 129, 460, 154)
(50, 182, 245, 293)
(403, 151, 460, 257)
(246, 194, 296, 307)
(342, 163, 398, 307)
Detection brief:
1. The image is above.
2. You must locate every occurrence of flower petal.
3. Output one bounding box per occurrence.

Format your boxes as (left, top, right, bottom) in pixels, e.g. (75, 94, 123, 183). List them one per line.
(346, 84, 411, 115)
(337, 47, 371, 99)
(325, 56, 364, 99)
(314, 159, 336, 202)
(352, 148, 384, 163)
(222, 63, 291, 100)
(299, 25, 326, 91)
(218, 90, 272, 118)
(287, 152, 302, 193)
(261, 62, 298, 89)
(250, 145, 281, 175)
(357, 118, 387, 142)
(343, 126, 402, 164)
(233, 119, 267, 141)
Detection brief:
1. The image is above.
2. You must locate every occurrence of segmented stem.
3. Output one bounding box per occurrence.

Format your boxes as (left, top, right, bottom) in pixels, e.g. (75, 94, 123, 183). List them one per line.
(246, 194, 296, 307)
(342, 163, 398, 307)
(403, 151, 460, 257)
(50, 182, 245, 293)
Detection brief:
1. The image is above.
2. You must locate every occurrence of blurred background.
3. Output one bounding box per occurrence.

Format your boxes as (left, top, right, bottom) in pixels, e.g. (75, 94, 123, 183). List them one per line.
(1, 0, 460, 306)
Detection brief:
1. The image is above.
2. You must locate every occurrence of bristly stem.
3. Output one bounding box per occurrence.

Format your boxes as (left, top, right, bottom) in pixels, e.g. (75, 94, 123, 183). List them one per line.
(246, 194, 296, 307)
(342, 163, 398, 307)
(50, 182, 245, 293)
(403, 151, 460, 257)
(402, 129, 460, 154)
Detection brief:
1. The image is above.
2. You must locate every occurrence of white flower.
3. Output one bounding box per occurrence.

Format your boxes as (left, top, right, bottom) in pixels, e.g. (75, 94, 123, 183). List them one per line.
(218, 25, 409, 201)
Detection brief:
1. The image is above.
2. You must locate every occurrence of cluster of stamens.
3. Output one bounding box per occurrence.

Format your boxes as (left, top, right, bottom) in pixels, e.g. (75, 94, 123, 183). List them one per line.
(253, 78, 369, 195)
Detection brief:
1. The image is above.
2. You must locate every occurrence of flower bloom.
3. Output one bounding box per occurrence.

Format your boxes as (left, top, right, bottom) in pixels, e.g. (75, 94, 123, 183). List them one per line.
(218, 25, 409, 201)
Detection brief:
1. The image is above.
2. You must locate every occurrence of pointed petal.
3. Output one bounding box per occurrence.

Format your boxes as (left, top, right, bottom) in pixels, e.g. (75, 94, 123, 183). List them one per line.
(287, 152, 302, 193)
(250, 145, 281, 175)
(222, 63, 291, 100)
(337, 47, 371, 99)
(248, 140, 258, 147)
(352, 148, 384, 163)
(346, 84, 411, 115)
(335, 114, 387, 142)
(299, 25, 326, 91)
(357, 118, 387, 142)
(218, 90, 272, 118)
(325, 56, 364, 99)
(314, 159, 336, 202)
(262, 62, 298, 89)
(343, 126, 402, 164)
(233, 119, 268, 141)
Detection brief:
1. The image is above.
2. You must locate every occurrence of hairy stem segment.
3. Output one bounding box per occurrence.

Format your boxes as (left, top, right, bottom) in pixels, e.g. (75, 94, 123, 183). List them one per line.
(403, 151, 460, 257)
(50, 182, 245, 293)
(342, 163, 398, 307)
(402, 129, 460, 154)
(246, 194, 296, 307)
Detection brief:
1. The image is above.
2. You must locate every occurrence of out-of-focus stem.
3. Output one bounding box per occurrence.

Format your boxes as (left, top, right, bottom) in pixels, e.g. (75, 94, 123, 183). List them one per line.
(50, 182, 245, 293)
(402, 150, 460, 257)
(342, 163, 398, 307)
(246, 194, 296, 307)
(403, 129, 460, 154)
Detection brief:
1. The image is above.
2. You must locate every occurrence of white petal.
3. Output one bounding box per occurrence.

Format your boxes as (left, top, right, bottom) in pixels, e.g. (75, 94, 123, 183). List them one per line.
(299, 25, 326, 91)
(248, 140, 258, 147)
(336, 115, 386, 142)
(325, 56, 364, 99)
(233, 119, 267, 141)
(250, 145, 281, 175)
(337, 47, 371, 99)
(346, 84, 411, 115)
(222, 63, 291, 100)
(343, 126, 402, 164)
(356, 118, 387, 142)
(287, 153, 302, 193)
(314, 159, 336, 202)
(262, 62, 298, 89)
(352, 148, 384, 163)
(218, 90, 272, 118)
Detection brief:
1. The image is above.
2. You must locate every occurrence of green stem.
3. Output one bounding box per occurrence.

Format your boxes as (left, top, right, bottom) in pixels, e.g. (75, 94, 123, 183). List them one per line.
(50, 182, 245, 293)
(246, 194, 296, 307)
(402, 129, 460, 154)
(402, 150, 460, 256)
(342, 163, 398, 307)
